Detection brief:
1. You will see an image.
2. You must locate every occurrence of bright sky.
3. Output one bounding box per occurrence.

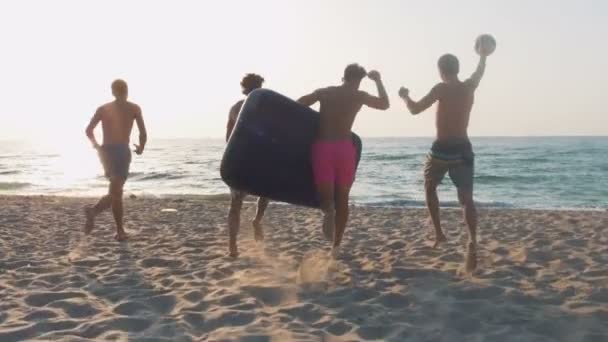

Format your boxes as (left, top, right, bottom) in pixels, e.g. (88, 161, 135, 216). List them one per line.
(1, 0, 607, 142)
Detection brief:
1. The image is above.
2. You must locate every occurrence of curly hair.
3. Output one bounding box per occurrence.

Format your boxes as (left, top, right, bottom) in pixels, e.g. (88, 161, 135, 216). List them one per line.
(343, 63, 367, 83)
(240, 73, 265, 95)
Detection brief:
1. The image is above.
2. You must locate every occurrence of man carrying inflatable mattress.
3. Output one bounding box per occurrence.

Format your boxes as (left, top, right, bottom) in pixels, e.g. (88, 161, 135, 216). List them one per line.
(298, 64, 389, 256)
(226, 73, 270, 257)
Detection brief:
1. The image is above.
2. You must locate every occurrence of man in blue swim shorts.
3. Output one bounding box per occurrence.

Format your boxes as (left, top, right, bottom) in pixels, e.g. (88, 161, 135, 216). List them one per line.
(84, 79, 148, 241)
(398, 48, 491, 272)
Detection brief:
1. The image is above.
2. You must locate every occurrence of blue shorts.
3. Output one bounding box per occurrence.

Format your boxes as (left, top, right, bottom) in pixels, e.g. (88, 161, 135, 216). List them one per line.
(99, 144, 131, 180)
(424, 139, 474, 191)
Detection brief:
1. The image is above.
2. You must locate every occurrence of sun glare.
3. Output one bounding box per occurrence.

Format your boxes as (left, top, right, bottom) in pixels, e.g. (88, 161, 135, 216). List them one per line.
(37, 136, 102, 193)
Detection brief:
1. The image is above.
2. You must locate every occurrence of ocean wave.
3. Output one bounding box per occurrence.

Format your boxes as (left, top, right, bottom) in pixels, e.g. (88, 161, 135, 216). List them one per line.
(0, 182, 31, 190)
(475, 174, 544, 184)
(0, 170, 21, 175)
(131, 172, 186, 181)
(365, 154, 418, 162)
(511, 157, 551, 163)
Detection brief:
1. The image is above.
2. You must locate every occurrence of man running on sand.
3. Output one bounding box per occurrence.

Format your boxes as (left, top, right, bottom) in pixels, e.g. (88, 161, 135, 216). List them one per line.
(226, 73, 270, 257)
(84, 79, 147, 241)
(298, 64, 389, 256)
(398, 49, 490, 271)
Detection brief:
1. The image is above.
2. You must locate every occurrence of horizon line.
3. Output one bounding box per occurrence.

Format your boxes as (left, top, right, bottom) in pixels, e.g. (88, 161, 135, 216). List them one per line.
(2, 134, 607, 142)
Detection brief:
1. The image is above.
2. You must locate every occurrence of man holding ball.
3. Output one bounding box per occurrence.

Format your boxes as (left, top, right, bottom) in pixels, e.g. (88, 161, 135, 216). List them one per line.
(398, 35, 495, 272)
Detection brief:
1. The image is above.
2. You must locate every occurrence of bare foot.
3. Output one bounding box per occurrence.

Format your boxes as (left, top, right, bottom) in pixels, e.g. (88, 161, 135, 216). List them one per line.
(432, 232, 447, 248)
(84, 206, 95, 235)
(328, 246, 339, 259)
(252, 220, 264, 241)
(228, 248, 239, 258)
(465, 241, 477, 272)
(322, 213, 335, 241)
(114, 232, 128, 242)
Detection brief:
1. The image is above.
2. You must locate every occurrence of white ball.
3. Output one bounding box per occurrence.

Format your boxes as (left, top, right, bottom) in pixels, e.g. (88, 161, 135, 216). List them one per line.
(475, 34, 496, 56)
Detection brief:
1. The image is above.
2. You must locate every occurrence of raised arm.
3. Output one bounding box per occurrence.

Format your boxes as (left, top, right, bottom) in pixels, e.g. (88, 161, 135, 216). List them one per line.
(466, 55, 487, 89)
(133, 105, 147, 155)
(399, 84, 441, 115)
(362, 70, 390, 110)
(297, 89, 321, 107)
(85, 107, 102, 149)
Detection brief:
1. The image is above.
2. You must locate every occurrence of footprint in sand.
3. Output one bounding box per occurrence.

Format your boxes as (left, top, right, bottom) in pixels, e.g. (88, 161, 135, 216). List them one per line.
(24, 291, 87, 307)
(48, 300, 101, 319)
(147, 294, 177, 314)
(22, 309, 58, 322)
(140, 258, 183, 269)
(0, 320, 80, 341)
(325, 320, 354, 336)
(113, 301, 150, 316)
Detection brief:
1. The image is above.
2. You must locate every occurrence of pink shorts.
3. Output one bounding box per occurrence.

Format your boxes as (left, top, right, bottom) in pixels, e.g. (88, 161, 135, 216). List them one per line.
(311, 140, 356, 186)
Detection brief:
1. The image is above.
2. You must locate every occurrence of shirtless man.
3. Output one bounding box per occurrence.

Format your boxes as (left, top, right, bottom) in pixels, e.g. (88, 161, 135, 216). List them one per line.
(298, 64, 389, 255)
(226, 73, 269, 257)
(84, 79, 147, 241)
(398, 50, 490, 271)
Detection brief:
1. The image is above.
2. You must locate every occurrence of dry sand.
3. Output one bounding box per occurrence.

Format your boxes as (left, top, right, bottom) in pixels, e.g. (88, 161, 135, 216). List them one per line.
(0, 195, 607, 341)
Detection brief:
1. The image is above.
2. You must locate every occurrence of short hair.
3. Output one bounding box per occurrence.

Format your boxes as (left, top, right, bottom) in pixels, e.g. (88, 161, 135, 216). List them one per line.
(240, 73, 264, 94)
(111, 79, 128, 98)
(438, 54, 459, 76)
(343, 63, 367, 83)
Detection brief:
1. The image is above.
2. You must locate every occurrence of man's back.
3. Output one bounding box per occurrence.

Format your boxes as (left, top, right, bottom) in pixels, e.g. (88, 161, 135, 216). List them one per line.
(98, 101, 141, 145)
(317, 86, 366, 140)
(435, 81, 475, 141)
(401, 54, 485, 142)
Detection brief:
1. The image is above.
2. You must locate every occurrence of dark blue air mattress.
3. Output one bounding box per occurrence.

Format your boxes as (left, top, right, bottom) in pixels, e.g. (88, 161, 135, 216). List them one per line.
(220, 89, 362, 208)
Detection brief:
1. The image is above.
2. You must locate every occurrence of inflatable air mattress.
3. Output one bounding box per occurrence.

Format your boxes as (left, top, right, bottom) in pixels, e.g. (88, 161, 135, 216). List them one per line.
(220, 89, 362, 208)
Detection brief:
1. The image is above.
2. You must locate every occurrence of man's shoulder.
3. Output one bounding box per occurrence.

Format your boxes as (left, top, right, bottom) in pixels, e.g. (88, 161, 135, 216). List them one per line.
(231, 99, 245, 111)
(356, 88, 371, 96)
(318, 86, 342, 98)
(126, 101, 141, 111)
(229, 99, 245, 119)
(431, 82, 449, 97)
(462, 77, 479, 89)
(96, 102, 112, 114)
(317, 86, 337, 93)
(99, 101, 113, 109)
(434, 82, 447, 90)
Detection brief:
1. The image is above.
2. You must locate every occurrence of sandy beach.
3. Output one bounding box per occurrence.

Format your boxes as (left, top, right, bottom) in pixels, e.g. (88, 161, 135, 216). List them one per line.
(0, 195, 607, 341)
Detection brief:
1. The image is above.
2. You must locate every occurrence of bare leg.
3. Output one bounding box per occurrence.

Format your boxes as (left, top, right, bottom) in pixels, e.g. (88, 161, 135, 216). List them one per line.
(228, 191, 244, 257)
(333, 184, 351, 249)
(425, 182, 447, 248)
(109, 178, 127, 241)
(94, 194, 112, 214)
(84, 189, 112, 234)
(252, 197, 269, 241)
(316, 183, 335, 241)
(458, 189, 478, 272)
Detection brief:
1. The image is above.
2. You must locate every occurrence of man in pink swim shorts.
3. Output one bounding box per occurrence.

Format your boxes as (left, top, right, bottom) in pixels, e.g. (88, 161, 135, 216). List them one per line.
(298, 64, 389, 255)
